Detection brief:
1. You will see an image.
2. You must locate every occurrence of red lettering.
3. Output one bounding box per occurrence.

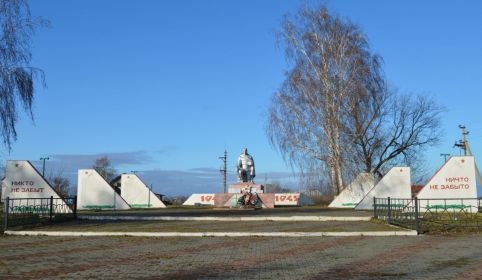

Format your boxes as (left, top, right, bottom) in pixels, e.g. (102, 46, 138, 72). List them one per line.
(11, 181, 34, 186)
(440, 184, 470, 190)
(200, 195, 214, 202)
(445, 177, 469, 183)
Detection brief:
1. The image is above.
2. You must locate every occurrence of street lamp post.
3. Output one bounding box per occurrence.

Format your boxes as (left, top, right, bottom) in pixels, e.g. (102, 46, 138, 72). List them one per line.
(440, 153, 450, 162)
(40, 157, 49, 177)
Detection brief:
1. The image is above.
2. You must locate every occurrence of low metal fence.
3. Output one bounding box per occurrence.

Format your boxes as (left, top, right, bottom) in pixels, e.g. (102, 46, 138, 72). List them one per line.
(3, 196, 77, 230)
(374, 197, 482, 233)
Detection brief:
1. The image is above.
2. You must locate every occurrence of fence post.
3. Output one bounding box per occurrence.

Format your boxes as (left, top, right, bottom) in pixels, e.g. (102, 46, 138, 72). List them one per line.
(387, 197, 391, 224)
(49, 196, 54, 222)
(73, 196, 77, 219)
(373, 197, 378, 219)
(414, 197, 420, 234)
(4, 197, 9, 231)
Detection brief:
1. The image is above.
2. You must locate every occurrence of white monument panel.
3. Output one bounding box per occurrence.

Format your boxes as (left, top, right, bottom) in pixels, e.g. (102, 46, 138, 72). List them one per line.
(416, 156, 479, 210)
(355, 167, 411, 210)
(329, 173, 374, 208)
(274, 193, 301, 206)
(182, 194, 216, 206)
(77, 169, 130, 210)
(1, 160, 72, 213)
(120, 174, 166, 208)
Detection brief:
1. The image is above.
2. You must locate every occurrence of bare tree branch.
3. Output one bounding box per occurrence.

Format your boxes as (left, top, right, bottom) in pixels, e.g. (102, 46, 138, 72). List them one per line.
(267, 4, 443, 194)
(0, 0, 49, 150)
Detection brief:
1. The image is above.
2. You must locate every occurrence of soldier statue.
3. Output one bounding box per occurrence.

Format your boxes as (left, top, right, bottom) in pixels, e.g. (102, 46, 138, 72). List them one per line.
(237, 148, 255, 183)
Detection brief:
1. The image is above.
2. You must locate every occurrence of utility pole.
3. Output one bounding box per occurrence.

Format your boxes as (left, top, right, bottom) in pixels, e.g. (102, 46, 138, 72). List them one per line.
(440, 153, 450, 162)
(454, 125, 469, 156)
(453, 125, 482, 185)
(219, 150, 227, 193)
(40, 157, 49, 177)
(455, 125, 482, 184)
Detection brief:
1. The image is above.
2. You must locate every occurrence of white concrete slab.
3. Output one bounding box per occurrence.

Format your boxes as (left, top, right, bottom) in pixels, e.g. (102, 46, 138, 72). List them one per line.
(120, 174, 166, 208)
(329, 173, 374, 208)
(182, 193, 314, 207)
(77, 169, 131, 210)
(182, 194, 216, 206)
(355, 167, 411, 210)
(1, 160, 72, 213)
(416, 156, 480, 210)
(274, 193, 299, 206)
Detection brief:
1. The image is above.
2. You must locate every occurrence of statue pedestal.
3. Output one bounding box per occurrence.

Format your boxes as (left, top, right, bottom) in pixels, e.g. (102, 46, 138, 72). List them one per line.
(228, 182, 264, 194)
(212, 182, 271, 208)
(213, 192, 274, 208)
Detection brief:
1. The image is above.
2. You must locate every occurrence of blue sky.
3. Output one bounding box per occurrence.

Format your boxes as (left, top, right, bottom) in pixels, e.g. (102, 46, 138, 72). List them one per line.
(6, 0, 482, 195)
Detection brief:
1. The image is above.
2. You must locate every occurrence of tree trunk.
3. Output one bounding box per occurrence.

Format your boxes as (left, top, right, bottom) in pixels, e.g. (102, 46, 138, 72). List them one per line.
(335, 160, 343, 194)
(330, 163, 338, 195)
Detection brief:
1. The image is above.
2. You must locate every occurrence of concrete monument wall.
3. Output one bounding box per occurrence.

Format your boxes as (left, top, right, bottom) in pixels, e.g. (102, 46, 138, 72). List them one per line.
(120, 174, 166, 208)
(182, 192, 312, 207)
(77, 169, 130, 210)
(182, 194, 216, 206)
(329, 173, 374, 208)
(355, 167, 411, 210)
(1, 160, 72, 213)
(416, 156, 480, 210)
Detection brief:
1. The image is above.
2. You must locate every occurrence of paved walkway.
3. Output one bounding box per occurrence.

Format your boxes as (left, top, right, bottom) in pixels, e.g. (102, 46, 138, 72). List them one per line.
(0, 234, 481, 279)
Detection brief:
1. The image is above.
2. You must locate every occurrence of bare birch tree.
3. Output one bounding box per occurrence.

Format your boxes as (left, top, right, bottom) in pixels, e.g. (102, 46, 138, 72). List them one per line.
(268, 5, 383, 195)
(267, 5, 443, 195)
(0, 0, 48, 150)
